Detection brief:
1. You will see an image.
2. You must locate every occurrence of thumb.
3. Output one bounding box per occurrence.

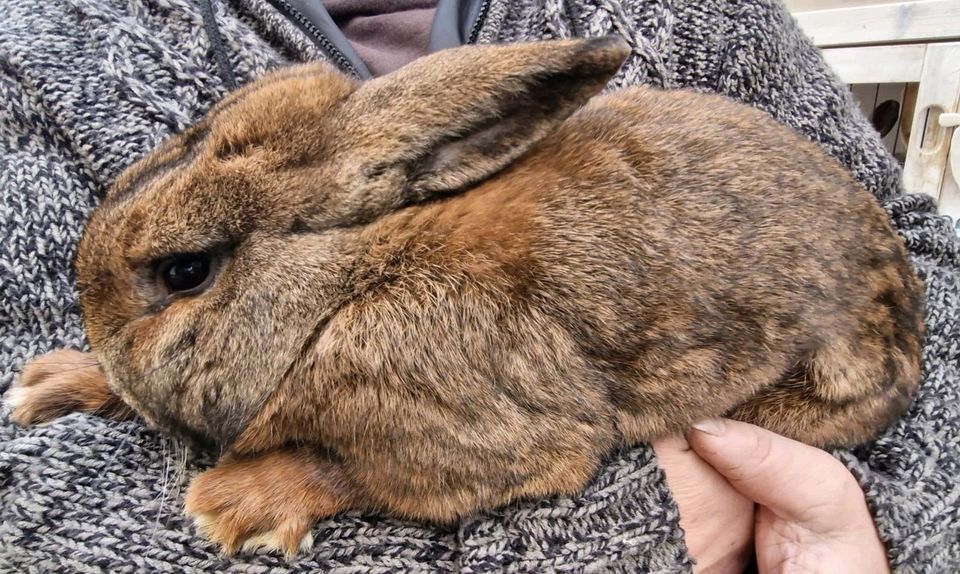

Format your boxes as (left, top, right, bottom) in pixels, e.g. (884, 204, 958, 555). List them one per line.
(685, 418, 867, 533)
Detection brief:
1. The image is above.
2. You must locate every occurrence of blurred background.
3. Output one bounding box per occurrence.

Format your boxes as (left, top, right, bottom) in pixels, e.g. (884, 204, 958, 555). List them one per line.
(786, 0, 960, 233)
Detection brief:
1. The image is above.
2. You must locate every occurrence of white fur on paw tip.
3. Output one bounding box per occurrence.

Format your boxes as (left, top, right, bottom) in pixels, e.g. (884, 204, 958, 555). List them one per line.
(192, 512, 217, 537)
(4, 385, 28, 410)
(192, 512, 314, 555)
(240, 529, 314, 554)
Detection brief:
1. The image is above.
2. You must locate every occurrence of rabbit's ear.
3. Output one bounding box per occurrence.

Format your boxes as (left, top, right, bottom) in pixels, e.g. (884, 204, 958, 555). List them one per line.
(343, 37, 630, 198)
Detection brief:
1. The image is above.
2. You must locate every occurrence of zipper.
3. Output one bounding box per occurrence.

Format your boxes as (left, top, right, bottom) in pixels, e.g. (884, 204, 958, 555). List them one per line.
(265, 0, 361, 78)
(467, 0, 493, 44)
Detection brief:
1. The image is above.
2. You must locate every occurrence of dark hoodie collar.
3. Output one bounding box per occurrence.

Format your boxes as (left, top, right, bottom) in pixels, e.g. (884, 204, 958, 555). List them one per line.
(262, 0, 491, 79)
(429, 0, 492, 53)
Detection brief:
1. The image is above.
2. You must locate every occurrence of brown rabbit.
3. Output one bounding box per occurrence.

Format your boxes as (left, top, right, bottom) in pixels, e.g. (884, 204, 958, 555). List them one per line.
(7, 37, 924, 555)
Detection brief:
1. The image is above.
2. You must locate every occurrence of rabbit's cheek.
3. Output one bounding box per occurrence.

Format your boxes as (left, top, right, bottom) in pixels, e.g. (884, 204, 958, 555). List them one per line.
(98, 239, 350, 449)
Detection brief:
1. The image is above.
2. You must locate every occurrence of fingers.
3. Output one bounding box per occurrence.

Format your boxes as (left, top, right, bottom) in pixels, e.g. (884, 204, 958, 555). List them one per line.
(686, 419, 890, 573)
(653, 435, 736, 504)
(653, 435, 755, 573)
(686, 418, 868, 534)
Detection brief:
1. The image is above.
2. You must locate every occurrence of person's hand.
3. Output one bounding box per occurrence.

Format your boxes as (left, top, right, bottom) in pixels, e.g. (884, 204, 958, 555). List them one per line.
(653, 434, 755, 573)
(684, 418, 891, 574)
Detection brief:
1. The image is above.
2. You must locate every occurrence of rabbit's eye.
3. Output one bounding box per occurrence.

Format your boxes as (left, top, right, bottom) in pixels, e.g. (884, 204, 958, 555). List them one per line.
(159, 254, 213, 294)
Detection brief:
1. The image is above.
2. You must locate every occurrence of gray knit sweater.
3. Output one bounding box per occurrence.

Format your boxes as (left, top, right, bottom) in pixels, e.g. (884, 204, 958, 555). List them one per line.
(1, 0, 957, 572)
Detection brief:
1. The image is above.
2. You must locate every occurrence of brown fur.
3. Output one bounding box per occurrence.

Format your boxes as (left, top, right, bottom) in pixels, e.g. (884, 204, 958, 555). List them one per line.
(184, 448, 351, 555)
(10, 349, 134, 425)
(9, 37, 924, 552)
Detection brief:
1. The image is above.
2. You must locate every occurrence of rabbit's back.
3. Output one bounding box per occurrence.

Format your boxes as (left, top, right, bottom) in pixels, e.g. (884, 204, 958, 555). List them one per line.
(489, 85, 924, 444)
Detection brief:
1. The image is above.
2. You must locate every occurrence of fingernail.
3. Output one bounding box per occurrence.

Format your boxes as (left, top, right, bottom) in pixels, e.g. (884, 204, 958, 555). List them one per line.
(692, 418, 726, 436)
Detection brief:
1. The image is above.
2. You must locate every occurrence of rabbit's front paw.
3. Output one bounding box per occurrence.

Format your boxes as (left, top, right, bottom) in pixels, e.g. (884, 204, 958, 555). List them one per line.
(185, 448, 350, 556)
(6, 350, 131, 425)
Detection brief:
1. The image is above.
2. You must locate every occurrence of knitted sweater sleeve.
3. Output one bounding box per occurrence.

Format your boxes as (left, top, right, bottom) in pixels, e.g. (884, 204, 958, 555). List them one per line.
(0, 64, 94, 390)
(711, 2, 960, 570)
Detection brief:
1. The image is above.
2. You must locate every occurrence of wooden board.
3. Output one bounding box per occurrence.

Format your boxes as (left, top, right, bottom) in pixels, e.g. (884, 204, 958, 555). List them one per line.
(822, 44, 926, 83)
(791, 0, 960, 47)
(903, 43, 960, 202)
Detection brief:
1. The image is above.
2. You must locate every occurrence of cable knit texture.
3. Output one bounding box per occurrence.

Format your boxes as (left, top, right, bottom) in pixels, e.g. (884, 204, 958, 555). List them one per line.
(0, 0, 957, 572)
